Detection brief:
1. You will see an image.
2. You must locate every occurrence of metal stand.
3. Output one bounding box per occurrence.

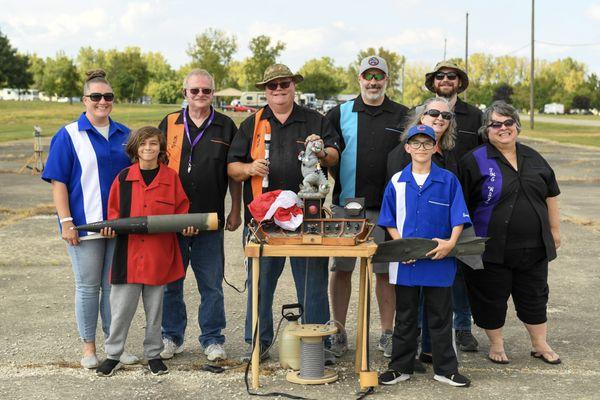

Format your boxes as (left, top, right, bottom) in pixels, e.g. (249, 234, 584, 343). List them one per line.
(18, 126, 44, 175)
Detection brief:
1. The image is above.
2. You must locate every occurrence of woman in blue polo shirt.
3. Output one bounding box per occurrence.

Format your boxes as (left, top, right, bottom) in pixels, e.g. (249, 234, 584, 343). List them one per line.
(42, 70, 132, 369)
(378, 125, 472, 388)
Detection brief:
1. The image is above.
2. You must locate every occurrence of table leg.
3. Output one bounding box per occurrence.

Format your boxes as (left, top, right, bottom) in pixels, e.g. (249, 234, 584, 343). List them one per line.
(355, 258, 367, 374)
(362, 257, 374, 372)
(251, 257, 260, 389)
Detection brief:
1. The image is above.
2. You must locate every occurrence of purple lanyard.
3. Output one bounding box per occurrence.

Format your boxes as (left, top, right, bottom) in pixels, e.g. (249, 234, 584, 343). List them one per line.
(182, 107, 215, 172)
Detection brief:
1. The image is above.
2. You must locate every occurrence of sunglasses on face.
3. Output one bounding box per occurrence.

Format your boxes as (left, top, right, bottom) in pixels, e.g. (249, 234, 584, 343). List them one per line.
(488, 119, 517, 129)
(85, 92, 114, 102)
(187, 87, 213, 96)
(362, 72, 386, 81)
(424, 109, 453, 120)
(407, 140, 435, 150)
(434, 71, 458, 81)
(265, 80, 292, 90)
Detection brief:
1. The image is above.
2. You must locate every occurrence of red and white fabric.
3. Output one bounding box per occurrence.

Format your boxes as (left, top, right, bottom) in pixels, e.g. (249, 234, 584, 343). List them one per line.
(248, 190, 303, 231)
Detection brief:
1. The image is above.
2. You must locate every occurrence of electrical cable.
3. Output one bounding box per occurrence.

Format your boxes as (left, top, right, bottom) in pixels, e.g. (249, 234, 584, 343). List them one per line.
(537, 40, 600, 47)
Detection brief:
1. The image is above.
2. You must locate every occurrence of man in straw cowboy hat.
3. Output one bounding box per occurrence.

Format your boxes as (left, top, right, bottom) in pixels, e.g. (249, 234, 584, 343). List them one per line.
(228, 63, 341, 362)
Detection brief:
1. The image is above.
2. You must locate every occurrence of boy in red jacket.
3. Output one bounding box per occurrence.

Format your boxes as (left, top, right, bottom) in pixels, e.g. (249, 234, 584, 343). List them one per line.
(96, 126, 195, 376)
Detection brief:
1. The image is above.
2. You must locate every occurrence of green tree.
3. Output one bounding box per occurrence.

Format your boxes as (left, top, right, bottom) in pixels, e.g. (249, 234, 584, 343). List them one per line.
(0, 30, 32, 89)
(104, 47, 149, 102)
(187, 28, 237, 89)
(76, 46, 108, 83)
(28, 54, 46, 89)
(298, 57, 346, 98)
(144, 52, 180, 103)
(402, 62, 430, 107)
(41, 52, 79, 102)
(243, 35, 285, 89)
(352, 47, 405, 101)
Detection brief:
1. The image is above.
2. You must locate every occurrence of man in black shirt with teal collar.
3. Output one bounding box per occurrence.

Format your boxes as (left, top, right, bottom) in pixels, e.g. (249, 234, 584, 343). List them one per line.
(326, 55, 409, 358)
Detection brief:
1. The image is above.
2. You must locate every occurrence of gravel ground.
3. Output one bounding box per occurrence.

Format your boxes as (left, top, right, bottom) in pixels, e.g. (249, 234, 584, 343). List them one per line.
(1, 137, 599, 400)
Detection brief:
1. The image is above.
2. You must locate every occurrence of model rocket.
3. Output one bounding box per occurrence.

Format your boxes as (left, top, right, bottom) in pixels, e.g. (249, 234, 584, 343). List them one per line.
(74, 213, 219, 234)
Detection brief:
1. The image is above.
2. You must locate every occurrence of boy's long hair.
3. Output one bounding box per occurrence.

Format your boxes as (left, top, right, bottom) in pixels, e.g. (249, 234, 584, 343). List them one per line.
(126, 126, 168, 164)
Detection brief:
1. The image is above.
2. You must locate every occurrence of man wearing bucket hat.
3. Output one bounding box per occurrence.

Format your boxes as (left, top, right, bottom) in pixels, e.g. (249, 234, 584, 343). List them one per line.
(228, 63, 341, 362)
(424, 61, 483, 353)
(325, 55, 409, 359)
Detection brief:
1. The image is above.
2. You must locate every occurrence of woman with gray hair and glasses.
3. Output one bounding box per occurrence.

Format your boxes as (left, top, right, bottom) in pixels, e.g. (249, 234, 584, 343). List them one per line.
(459, 101, 561, 365)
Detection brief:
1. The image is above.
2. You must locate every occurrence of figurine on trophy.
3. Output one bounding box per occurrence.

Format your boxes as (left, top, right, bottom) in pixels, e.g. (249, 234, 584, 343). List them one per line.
(297, 139, 330, 200)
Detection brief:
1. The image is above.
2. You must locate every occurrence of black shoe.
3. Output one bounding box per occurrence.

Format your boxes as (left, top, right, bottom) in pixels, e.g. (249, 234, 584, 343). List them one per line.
(419, 352, 433, 364)
(413, 358, 426, 373)
(434, 372, 471, 387)
(378, 369, 411, 385)
(148, 358, 169, 375)
(96, 359, 121, 377)
(456, 330, 479, 352)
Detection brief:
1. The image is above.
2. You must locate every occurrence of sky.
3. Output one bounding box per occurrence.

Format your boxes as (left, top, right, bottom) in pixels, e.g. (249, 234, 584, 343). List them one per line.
(1, 0, 599, 75)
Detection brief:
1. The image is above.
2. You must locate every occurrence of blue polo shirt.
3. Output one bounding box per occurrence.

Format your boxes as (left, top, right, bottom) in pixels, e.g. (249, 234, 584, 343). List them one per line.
(42, 113, 131, 236)
(378, 162, 471, 287)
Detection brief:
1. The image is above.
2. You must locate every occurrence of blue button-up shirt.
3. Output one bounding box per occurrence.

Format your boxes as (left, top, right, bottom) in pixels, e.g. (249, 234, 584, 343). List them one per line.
(378, 162, 471, 287)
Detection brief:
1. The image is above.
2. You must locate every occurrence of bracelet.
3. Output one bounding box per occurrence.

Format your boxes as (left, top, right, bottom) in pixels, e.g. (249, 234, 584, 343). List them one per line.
(59, 217, 73, 224)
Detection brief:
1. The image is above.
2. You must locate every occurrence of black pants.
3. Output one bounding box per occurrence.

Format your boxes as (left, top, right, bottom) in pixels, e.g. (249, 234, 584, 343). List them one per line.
(464, 247, 549, 330)
(390, 285, 457, 376)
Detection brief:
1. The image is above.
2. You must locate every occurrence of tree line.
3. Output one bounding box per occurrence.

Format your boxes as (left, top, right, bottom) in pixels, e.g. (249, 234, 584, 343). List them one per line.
(1, 28, 599, 110)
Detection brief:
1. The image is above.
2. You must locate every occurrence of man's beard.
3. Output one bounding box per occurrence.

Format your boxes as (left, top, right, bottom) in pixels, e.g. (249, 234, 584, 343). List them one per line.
(361, 82, 387, 102)
(435, 85, 458, 98)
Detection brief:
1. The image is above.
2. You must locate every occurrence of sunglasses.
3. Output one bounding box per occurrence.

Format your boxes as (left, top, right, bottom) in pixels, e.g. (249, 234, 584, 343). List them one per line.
(187, 87, 213, 95)
(488, 119, 517, 129)
(265, 80, 292, 90)
(85, 92, 114, 102)
(407, 140, 435, 150)
(362, 72, 386, 81)
(434, 71, 458, 81)
(424, 109, 453, 120)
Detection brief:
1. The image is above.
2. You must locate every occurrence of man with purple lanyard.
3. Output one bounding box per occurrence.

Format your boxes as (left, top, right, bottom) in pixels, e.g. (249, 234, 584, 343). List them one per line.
(158, 69, 242, 361)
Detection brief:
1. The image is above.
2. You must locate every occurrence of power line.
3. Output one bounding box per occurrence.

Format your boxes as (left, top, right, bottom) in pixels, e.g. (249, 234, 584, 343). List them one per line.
(536, 40, 600, 47)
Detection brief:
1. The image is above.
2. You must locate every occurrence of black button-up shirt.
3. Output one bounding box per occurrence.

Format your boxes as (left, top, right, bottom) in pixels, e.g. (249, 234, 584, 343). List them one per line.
(228, 103, 340, 223)
(459, 142, 560, 264)
(158, 108, 237, 225)
(453, 98, 484, 160)
(326, 95, 409, 208)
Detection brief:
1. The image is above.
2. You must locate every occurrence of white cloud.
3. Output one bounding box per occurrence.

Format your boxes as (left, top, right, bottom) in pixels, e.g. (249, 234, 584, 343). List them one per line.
(587, 4, 600, 21)
(119, 1, 155, 34)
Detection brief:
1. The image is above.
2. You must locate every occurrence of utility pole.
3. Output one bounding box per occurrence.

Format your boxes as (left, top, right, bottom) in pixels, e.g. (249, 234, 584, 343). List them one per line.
(530, 0, 535, 129)
(465, 12, 469, 102)
(443, 38, 447, 60)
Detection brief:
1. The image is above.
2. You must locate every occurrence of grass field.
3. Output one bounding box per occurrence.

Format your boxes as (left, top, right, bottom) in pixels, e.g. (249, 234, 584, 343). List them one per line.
(0, 100, 247, 142)
(1, 100, 599, 147)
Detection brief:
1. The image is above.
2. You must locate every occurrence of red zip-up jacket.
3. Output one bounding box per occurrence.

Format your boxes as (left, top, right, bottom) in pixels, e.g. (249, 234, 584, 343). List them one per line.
(107, 162, 189, 285)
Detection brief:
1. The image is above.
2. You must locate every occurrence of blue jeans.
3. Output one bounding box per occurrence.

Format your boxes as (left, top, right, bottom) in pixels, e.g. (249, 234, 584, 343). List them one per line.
(66, 238, 115, 342)
(162, 230, 226, 348)
(244, 255, 330, 345)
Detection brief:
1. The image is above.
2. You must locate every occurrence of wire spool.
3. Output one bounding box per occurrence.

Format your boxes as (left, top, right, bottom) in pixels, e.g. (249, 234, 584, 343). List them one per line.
(285, 324, 338, 385)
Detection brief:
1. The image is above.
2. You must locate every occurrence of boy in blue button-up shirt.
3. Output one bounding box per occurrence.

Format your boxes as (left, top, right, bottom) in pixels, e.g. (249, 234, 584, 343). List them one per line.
(377, 125, 472, 388)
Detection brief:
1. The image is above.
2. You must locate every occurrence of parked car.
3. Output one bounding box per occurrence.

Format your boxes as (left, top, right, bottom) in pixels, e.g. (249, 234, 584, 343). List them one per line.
(223, 104, 258, 113)
(322, 100, 337, 113)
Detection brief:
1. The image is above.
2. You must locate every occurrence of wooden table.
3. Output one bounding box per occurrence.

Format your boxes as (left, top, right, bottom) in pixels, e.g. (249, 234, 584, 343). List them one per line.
(244, 241, 379, 389)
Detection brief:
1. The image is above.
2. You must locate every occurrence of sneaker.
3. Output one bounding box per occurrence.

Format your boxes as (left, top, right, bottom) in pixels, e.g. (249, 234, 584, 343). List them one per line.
(378, 369, 411, 385)
(80, 354, 99, 369)
(434, 372, 471, 387)
(456, 330, 479, 352)
(324, 348, 336, 366)
(413, 358, 427, 373)
(119, 352, 139, 365)
(96, 359, 121, 377)
(383, 338, 393, 358)
(148, 358, 169, 375)
(330, 332, 348, 357)
(160, 338, 184, 359)
(419, 352, 433, 364)
(240, 343, 270, 363)
(377, 331, 393, 353)
(204, 343, 227, 361)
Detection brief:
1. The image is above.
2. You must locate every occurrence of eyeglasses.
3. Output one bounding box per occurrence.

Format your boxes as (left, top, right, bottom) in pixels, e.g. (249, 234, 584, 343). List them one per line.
(407, 140, 435, 150)
(424, 109, 453, 120)
(488, 119, 517, 129)
(187, 88, 213, 96)
(265, 80, 292, 90)
(434, 71, 458, 81)
(84, 92, 114, 102)
(362, 72, 386, 81)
